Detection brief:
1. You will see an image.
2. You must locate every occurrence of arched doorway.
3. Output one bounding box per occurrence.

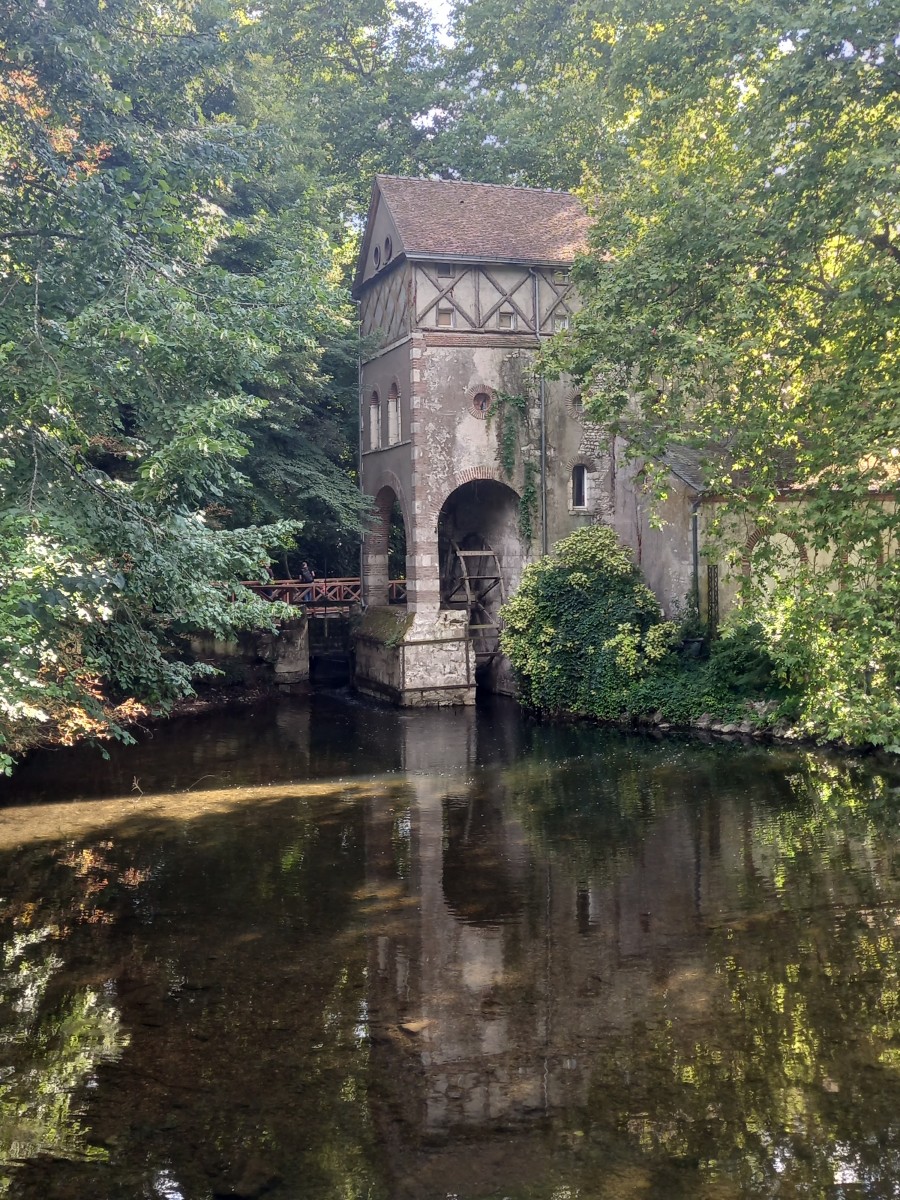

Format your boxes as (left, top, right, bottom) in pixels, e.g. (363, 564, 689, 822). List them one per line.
(437, 479, 524, 688)
(363, 485, 408, 607)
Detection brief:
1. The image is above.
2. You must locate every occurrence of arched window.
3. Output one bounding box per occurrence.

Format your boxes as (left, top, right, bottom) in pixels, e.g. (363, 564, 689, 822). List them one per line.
(368, 390, 381, 451)
(387, 382, 400, 445)
(572, 464, 586, 508)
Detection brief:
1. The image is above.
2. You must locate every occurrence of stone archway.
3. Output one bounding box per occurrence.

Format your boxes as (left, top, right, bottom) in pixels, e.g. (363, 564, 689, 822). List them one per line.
(363, 480, 409, 607)
(437, 478, 524, 690)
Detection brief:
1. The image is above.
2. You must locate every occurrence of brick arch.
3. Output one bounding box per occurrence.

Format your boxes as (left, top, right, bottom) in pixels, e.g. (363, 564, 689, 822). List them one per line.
(424, 466, 518, 531)
(741, 526, 809, 578)
(562, 452, 598, 475)
(365, 469, 410, 552)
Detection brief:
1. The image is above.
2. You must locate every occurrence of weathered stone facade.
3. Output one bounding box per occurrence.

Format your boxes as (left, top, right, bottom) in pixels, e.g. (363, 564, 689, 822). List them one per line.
(352, 176, 702, 703)
(354, 607, 474, 706)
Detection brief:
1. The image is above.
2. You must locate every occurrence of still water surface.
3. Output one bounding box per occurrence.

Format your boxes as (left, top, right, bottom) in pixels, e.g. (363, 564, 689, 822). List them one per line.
(1, 694, 899, 1199)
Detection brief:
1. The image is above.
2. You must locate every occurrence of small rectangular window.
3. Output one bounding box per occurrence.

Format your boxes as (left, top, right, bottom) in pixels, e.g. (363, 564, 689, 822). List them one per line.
(387, 394, 400, 445)
(436, 307, 454, 328)
(553, 268, 571, 284)
(436, 263, 455, 279)
(498, 311, 516, 330)
(553, 313, 570, 333)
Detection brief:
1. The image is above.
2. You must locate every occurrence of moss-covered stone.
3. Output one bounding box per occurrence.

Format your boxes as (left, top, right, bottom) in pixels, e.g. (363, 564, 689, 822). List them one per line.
(356, 607, 414, 648)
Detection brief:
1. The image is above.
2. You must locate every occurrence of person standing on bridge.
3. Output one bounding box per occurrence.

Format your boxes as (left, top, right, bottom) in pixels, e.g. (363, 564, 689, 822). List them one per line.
(299, 561, 315, 603)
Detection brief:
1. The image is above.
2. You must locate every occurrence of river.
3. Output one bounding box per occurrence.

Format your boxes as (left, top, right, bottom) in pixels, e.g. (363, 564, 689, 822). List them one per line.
(0, 692, 898, 1199)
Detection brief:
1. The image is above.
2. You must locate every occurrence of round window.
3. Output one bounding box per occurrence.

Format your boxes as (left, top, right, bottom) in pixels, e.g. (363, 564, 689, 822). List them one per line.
(384, 236, 393, 262)
(373, 246, 382, 269)
(467, 385, 495, 419)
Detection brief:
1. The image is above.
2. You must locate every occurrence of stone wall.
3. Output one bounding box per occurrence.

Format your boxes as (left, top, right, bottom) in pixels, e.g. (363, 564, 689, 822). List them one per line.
(189, 617, 309, 688)
(353, 607, 475, 706)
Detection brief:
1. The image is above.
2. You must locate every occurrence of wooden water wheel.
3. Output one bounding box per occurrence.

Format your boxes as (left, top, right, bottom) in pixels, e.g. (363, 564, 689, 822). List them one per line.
(442, 536, 504, 665)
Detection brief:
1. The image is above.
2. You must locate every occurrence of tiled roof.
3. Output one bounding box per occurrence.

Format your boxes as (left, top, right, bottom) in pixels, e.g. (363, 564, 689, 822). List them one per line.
(375, 175, 591, 264)
(662, 445, 709, 493)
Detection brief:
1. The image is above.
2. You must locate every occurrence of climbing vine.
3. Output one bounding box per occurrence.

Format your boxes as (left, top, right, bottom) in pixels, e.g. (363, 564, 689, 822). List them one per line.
(487, 391, 538, 544)
(519, 461, 538, 543)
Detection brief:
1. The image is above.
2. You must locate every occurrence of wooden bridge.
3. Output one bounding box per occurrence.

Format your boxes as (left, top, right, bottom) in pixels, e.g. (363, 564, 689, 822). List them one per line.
(243, 577, 407, 614)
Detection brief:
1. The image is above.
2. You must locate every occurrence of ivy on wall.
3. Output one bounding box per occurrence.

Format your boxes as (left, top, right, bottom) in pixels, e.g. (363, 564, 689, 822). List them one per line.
(488, 391, 538, 544)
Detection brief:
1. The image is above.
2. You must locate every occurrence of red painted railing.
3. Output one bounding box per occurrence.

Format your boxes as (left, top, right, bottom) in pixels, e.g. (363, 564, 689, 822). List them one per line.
(242, 578, 407, 610)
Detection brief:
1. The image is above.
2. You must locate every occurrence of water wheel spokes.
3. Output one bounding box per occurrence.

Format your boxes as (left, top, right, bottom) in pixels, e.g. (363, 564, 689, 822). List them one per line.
(447, 539, 504, 664)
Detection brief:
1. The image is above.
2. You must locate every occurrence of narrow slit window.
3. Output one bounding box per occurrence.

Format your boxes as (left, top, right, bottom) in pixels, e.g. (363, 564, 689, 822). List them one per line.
(572, 465, 586, 508)
(387, 383, 400, 445)
(368, 392, 381, 451)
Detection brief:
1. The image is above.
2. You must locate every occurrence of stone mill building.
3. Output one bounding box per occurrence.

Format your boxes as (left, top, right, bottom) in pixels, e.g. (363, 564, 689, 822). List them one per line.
(351, 176, 704, 705)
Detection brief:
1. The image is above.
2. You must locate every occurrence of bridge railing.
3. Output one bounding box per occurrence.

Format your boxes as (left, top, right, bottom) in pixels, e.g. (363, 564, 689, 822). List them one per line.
(242, 578, 407, 610)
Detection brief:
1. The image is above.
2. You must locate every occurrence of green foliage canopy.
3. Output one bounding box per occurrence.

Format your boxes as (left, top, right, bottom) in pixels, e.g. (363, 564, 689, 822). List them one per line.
(541, 0, 900, 745)
(0, 0, 365, 764)
(501, 525, 678, 717)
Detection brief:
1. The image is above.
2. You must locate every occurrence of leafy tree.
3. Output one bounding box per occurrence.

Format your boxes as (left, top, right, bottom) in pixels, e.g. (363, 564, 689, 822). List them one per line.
(255, 0, 444, 212)
(436, 0, 595, 187)
(0, 0, 362, 765)
(547, 0, 900, 746)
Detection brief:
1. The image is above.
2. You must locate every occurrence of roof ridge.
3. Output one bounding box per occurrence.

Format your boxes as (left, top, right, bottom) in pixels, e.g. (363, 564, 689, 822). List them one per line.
(375, 173, 582, 200)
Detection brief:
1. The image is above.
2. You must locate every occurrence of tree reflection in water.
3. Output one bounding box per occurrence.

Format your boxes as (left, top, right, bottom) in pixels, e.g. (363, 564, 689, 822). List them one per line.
(0, 698, 897, 1199)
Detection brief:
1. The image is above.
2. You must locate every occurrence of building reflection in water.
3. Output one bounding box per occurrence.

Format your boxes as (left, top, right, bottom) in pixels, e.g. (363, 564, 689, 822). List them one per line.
(359, 700, 885, 1200)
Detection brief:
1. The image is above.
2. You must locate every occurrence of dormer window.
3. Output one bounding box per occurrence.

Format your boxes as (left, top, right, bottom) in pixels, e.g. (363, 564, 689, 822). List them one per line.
(436, 263, 454, 279)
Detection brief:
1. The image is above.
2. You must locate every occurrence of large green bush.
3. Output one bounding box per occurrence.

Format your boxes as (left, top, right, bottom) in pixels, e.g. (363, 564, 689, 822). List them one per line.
(500, 527, 790, 729)
(501, 526, 677, 718)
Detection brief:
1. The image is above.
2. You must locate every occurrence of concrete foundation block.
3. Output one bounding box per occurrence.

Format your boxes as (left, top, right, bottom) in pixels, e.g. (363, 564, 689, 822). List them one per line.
(353, 607, 475, 706)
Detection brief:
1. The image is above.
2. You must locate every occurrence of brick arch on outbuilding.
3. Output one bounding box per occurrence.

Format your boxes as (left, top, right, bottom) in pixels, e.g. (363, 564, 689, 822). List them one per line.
(741, 526, 809, 579)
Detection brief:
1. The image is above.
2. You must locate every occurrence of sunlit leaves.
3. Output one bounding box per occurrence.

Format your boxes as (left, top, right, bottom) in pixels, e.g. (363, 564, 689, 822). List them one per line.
(544, 0, 900, 746)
